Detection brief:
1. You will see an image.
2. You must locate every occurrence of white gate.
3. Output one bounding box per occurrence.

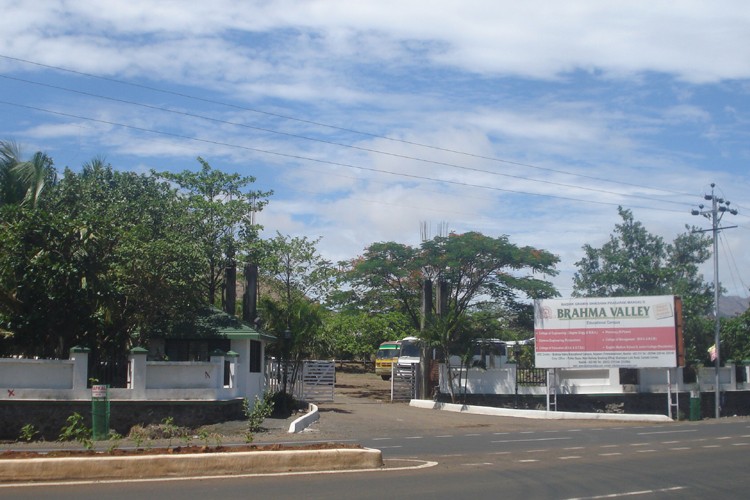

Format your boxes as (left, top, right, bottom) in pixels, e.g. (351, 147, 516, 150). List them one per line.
(297, 360, 335, 402)
(265, 359, 335, 402)
(391, 363, 418, 401)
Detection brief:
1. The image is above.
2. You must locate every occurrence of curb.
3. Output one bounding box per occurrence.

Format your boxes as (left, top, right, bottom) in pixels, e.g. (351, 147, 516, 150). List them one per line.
(288, 403, 320, 433)
(0, 447, 383, 483)
(410, 399, 673, 422)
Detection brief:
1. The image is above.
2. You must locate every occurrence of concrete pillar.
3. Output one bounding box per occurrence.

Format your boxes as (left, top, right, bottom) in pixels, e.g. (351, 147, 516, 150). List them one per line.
(727, 360, 737, 389)
(69, 346, 90, 395)
(231, 339, 249, 397)
(210, 349, 226, 390)
(226, 351, 239, 391)
(128, 347, 148, 399)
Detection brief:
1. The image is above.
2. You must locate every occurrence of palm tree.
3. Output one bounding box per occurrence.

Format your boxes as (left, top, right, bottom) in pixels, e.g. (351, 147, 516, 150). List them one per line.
(0, 140, 54, 207)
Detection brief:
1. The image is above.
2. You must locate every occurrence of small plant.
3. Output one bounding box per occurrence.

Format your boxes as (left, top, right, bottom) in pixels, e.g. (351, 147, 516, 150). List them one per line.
(245, 394, 274, 432)
(197, 429, 211, 447)
(58, 412, 93, 450)
(19, 423, 39, 442)
(181, 433, 194, 448)
(161, 416, 178, 449)
(107, 431, 123, 454)
(128, 426, 147, 449)
(243, 393, 275, 443)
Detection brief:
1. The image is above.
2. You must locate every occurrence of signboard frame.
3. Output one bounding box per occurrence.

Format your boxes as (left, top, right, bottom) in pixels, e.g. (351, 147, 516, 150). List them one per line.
(534, 295, 684, 369)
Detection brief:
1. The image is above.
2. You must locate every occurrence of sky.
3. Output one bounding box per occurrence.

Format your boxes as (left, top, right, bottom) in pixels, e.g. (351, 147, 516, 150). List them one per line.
(1, 1, 749, 300)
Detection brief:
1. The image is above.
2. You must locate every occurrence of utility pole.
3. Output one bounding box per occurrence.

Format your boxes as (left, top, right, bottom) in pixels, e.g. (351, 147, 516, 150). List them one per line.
(692, 183, 738, 419)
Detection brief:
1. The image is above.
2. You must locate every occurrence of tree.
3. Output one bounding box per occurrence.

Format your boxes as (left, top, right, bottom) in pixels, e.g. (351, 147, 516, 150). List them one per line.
(722, 308, 750, 363)
(260, 232, 337, 309)
(156, 158, 272, 307)
(0, 159, 207, 374)
(340, 231, 559, 402)
(0, 140, 54, 208)
(257, 233, 338, 395)
(320, 310, 415, 361)
(572, 207, 714, 362)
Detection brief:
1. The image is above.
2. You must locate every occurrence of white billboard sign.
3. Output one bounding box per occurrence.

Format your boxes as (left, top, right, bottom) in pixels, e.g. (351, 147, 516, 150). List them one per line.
(534, 295, 679, 369)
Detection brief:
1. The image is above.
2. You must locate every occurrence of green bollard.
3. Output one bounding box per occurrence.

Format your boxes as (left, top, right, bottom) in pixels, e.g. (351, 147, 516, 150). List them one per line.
(91, 385, 110, 440)
(689, 390, 701, 421)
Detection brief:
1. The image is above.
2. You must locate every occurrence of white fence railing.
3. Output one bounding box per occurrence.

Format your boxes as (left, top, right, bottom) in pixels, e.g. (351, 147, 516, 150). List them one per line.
(439, 364, 750, 396)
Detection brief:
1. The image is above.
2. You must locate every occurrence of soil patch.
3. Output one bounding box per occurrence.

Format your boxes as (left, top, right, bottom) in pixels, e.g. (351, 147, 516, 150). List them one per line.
(0, 442, 361, 459)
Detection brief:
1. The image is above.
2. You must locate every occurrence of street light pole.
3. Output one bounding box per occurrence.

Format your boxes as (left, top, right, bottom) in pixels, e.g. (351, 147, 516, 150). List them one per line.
(691, 183, 738, 419)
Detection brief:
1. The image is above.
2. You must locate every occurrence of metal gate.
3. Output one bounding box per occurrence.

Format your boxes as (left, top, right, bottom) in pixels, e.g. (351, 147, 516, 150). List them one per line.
(266, 359, 335, 402)
(297, 360, 335, 402)
(391, 363, 418, 401)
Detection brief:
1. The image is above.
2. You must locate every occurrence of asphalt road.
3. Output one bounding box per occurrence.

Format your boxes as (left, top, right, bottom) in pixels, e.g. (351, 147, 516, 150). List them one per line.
(3, 370, 750, 499)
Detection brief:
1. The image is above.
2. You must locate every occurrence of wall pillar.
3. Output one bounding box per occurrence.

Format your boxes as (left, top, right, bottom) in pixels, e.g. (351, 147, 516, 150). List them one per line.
(128, 347, 148, 399)
(210, 349, 226, 390)
(69, 346, 90, 396)
(225, 351, 239, 390)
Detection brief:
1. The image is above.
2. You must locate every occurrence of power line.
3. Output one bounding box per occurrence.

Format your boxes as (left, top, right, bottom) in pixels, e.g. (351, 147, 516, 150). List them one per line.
(0, 98, 692, 215)
(0, 73, 697, 209)
(0, 53, 700, 199)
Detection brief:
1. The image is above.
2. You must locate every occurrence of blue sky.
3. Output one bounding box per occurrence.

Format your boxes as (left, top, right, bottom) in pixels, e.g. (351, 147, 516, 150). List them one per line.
(1, 1, 749, 299)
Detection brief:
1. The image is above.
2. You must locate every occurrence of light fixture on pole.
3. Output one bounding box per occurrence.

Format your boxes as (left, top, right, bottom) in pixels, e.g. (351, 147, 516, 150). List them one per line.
(691, 183, 738, 419)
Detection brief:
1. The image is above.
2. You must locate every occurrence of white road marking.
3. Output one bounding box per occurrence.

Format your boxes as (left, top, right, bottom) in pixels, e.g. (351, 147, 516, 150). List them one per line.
(564, 486, 686, 499)
(638, 429, 696, 435)
(492, 437, 572, 444)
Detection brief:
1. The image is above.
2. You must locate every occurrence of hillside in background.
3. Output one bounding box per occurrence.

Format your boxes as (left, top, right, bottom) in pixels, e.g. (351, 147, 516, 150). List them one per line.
(719, 296, 750, 317)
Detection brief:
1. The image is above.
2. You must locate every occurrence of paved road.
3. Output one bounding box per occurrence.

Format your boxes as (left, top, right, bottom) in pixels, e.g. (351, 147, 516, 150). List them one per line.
(4, 417, 749, 499)
(3, 370, 750, 498)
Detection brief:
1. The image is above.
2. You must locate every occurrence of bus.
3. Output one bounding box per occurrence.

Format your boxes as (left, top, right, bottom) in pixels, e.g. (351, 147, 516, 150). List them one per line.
(396, 336, 421, 367)
(374, 340, 401, 380)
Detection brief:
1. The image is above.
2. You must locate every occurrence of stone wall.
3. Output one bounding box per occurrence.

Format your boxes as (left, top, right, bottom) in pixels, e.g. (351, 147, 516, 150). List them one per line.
(0, 399, 245, 441)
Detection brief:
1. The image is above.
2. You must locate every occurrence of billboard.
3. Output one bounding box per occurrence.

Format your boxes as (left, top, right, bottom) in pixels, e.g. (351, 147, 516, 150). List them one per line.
(534, 295, 682, 369)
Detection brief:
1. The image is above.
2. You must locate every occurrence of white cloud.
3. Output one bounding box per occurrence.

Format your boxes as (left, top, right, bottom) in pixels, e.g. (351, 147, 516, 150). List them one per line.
(1, 0, 749, 299)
